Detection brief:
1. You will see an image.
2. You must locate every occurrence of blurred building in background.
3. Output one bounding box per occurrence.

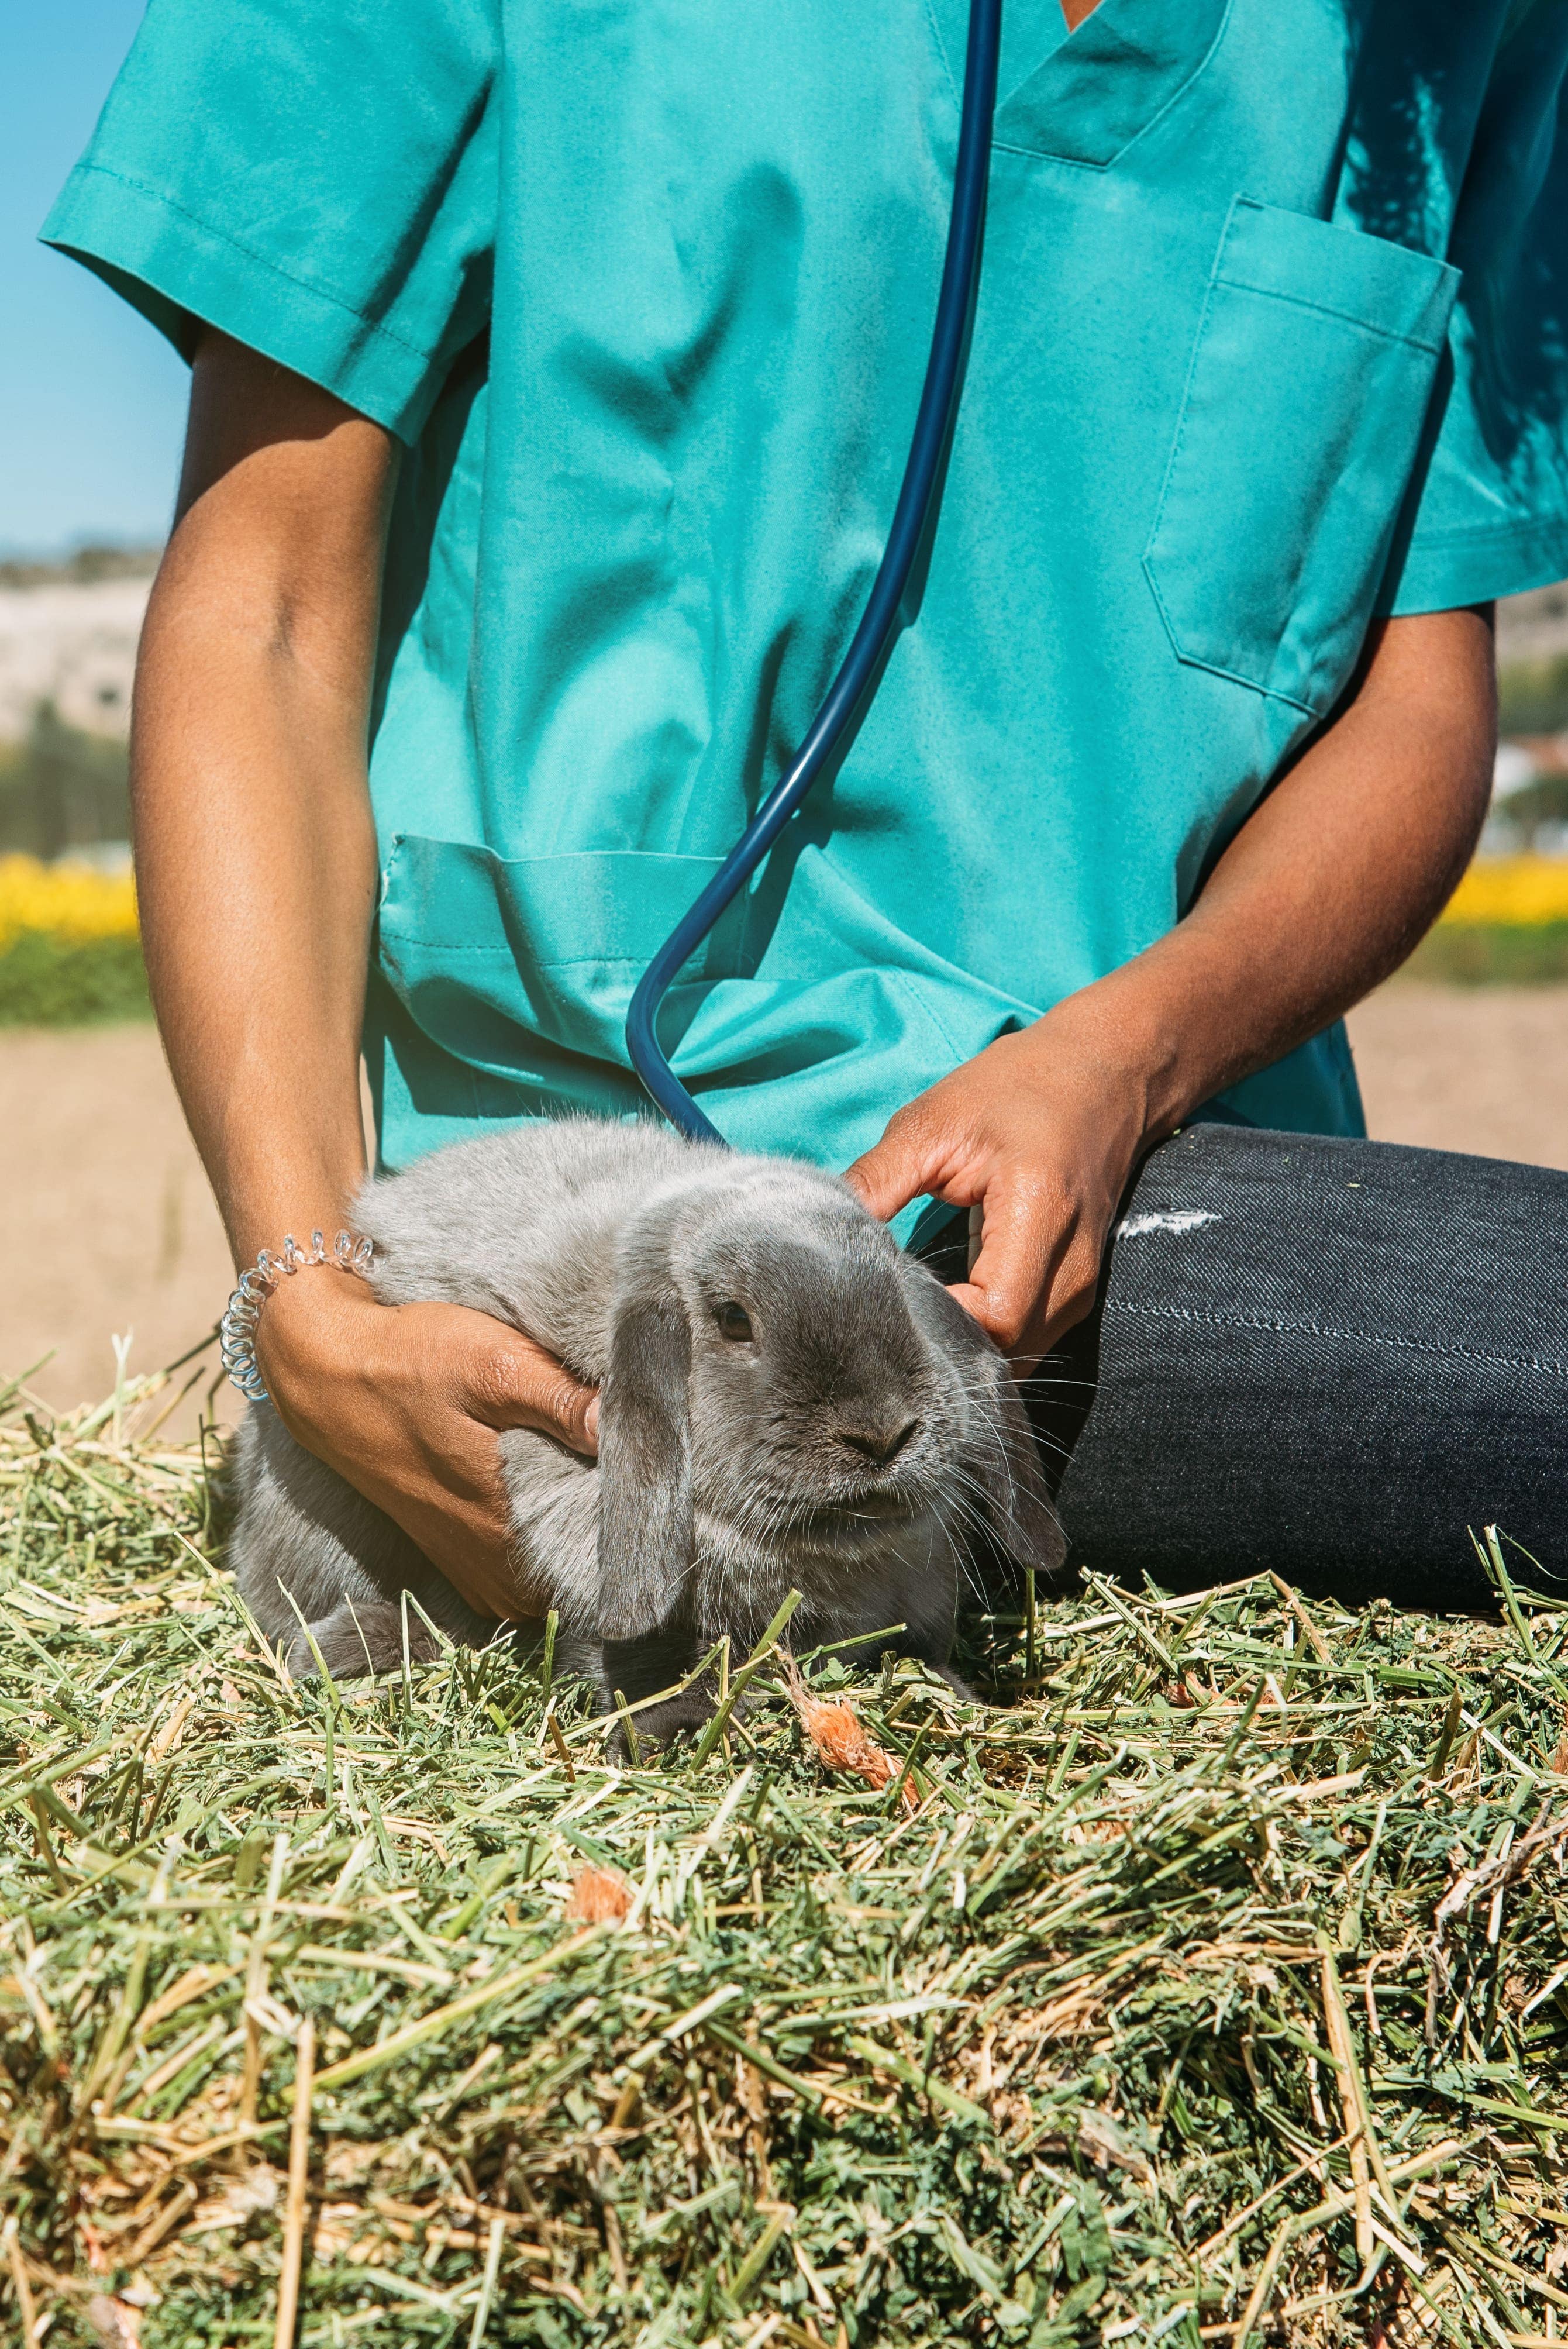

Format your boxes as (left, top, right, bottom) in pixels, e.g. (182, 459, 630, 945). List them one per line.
(1487, 585, 1568, 854)
(0, 546, 150, 863)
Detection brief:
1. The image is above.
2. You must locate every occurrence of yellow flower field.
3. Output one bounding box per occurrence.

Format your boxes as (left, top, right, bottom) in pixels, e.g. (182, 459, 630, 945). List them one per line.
(0, 853, 138, 953)
(1439, 855, 1568, 926)
(1, 850, 1566, 966)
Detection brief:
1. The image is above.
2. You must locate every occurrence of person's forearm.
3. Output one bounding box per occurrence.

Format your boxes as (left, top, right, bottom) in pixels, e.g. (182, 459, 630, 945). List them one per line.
(1062, 606, 1497, 1141)
(133, 576, 380, 1266)
(137, 334, 595, 1620)
(132, 340, 394, 1269)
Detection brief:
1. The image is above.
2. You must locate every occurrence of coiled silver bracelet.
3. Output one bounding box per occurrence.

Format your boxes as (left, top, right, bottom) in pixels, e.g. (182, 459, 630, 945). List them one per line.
(219, 1228, 374, 1403)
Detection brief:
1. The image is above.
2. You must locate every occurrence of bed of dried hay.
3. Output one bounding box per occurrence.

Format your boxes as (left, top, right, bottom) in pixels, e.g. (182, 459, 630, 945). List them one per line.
(2, 1365, 1567, 2348)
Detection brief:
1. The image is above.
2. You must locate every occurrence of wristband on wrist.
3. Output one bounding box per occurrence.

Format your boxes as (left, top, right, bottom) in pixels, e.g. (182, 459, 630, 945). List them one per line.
(220, 1228, 374, 1403)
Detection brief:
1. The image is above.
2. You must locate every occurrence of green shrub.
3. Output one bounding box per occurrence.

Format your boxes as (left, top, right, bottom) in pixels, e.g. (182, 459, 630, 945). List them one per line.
(1404, 919, 1568, 984)
(0, 928, 150, 1024)
(1497, 653, 1568, 735)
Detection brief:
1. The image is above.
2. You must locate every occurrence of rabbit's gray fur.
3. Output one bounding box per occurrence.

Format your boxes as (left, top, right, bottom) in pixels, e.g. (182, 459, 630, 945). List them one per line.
(230, 1118, 1063, 1742)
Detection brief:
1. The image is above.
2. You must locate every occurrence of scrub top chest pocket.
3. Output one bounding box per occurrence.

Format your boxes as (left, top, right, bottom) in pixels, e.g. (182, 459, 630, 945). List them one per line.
(1144, 197, 1459, 717)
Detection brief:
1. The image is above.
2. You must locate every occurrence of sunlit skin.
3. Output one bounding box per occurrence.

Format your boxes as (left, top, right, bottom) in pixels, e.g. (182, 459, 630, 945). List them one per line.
(130, 332, 1494, 1618)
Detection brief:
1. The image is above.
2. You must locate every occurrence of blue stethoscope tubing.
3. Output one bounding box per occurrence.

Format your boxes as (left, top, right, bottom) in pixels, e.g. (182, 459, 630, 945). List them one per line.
(624, 0, 1004, 1142)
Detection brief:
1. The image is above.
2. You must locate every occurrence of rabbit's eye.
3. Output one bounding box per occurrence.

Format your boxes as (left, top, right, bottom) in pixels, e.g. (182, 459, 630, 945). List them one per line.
(715, 1301, 754, 1344)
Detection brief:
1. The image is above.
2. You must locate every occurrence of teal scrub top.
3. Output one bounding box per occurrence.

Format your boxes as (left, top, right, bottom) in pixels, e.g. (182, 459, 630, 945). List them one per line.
(45, 0, 1568, 1191)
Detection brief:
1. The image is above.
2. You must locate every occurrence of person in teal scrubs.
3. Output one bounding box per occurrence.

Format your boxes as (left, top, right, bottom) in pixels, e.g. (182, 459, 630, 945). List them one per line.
(45, 0, 1568, 1612)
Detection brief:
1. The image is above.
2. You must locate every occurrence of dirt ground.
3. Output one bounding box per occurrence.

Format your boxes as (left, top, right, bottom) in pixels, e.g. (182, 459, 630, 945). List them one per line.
(5, 982, 1567, 1431)
(2, 1024, 242, 1437)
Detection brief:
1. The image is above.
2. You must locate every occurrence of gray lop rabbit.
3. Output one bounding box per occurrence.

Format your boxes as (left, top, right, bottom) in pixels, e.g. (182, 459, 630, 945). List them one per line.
(230, 1118, 1063, 1744)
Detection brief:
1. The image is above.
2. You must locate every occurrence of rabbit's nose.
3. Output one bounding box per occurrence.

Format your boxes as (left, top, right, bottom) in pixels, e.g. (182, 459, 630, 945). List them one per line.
(839, 1416, 921, 1468)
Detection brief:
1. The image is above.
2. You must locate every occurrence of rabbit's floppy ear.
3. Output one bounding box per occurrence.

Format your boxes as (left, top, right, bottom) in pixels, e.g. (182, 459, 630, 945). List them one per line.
(911, 1270, 1066, 1576)
(596, 1242, 694, 1642)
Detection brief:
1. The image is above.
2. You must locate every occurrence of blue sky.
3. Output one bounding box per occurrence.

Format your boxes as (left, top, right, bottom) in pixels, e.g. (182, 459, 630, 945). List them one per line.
(1, 2, 186, 557)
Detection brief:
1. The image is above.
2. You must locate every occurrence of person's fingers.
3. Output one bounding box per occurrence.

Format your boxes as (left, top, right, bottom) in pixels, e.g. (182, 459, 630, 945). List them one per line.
(1035, 1229, 1104, 1352)
(251, 1280, 577, 1621)
(462, 1325, 600, 1455)
(956, 1187, 1107, 1365)
(844, 1108, 971, 1225)
(379, 1408, 539, 1618)
(403, 1502, 517, 1619)
(959, 1179, 1064, 1356)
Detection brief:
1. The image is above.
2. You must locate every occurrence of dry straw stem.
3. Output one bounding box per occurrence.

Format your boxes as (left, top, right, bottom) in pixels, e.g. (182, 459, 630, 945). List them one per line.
(240, 1832, 288, 2123)
(1318, 1943, 1379, 2267)
(5, 1400, 1568, 2346)
(3, 2214, 39, 2347)
(271, 2016, 313, 2349)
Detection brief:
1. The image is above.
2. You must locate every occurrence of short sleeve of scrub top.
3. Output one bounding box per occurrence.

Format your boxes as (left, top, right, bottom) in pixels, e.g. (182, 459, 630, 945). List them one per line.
(1374, 18, 1568, 615)
(40, 0, 497, 444)
(39, 0, 1568, 1186)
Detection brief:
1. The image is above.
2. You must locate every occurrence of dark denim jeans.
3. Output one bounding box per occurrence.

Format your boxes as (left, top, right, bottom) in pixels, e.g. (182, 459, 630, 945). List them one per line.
(919, 1124, 1567, 1612)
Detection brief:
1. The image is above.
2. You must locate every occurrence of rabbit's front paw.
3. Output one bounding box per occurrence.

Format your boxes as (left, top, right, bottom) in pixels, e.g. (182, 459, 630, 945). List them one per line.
(609, 1683, 721, 1758)
(285, 1600, 439, 1680)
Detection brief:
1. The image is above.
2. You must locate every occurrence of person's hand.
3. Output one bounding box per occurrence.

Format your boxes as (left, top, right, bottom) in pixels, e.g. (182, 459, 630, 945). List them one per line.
(845, 991, 1161, 1366)
(845, 611, 1502, 1364)
(254, 1268, 599, 1620)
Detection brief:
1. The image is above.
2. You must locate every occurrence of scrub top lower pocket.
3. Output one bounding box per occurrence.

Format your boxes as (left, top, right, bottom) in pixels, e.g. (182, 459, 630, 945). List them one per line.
(377, 835, 732, 1072)
(1143, 197, 1458, 717)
